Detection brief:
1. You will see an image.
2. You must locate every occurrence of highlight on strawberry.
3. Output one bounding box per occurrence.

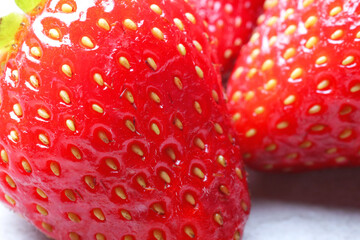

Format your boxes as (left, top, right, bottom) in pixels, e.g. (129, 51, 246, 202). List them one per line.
(0, 0, 250, 239)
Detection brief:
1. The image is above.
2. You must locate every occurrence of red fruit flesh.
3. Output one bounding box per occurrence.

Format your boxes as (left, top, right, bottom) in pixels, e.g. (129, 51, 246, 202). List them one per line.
(191, 0, 264, 76)
(228, 0, 360, 172)
(0, 0, 249, 239)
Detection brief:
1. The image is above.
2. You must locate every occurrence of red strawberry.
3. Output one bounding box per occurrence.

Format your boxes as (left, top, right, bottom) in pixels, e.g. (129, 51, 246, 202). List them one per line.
(0, 0, 250, 239)
(190, 0, 264, 77)
(227, 0, 360, 172)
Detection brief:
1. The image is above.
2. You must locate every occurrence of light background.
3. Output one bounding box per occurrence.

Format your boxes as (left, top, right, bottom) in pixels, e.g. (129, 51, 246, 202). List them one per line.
(1, 1, 360, 239)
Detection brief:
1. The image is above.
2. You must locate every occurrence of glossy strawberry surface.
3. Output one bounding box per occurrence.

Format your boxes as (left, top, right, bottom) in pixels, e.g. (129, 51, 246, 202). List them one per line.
(191, 0, 264, 76)
(228, 0, 360, 172)
(0, 0, 250, 239)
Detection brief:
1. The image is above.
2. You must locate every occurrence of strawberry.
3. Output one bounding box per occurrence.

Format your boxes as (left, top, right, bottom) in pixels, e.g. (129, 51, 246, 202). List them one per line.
(190, 0, 264, 77)
(227, 0, 360, 172)
(0, 0, 250, 239)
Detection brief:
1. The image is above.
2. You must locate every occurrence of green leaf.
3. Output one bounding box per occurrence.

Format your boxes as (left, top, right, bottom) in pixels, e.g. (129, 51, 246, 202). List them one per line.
(0, 13, 24, 50)
(15, 0, 42, 13)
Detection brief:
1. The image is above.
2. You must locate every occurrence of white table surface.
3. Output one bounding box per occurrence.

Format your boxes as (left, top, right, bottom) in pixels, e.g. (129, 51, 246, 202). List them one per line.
(1, 1, 360, 239)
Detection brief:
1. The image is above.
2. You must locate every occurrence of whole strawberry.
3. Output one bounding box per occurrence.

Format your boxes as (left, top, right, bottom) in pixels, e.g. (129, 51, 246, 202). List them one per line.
(228, 0, 360, 172)
(190, 0, 264, 77)
(0, 0, 250, 239)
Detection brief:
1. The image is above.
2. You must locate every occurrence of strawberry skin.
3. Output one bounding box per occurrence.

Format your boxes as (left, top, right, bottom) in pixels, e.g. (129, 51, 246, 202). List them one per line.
(0, 0, 250, 239)
(228, 0, 360, 172)
(190, 0, 264, 76)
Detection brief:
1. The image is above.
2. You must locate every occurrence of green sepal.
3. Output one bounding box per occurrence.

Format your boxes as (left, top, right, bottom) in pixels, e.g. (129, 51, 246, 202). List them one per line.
(15, 0, 42, 14)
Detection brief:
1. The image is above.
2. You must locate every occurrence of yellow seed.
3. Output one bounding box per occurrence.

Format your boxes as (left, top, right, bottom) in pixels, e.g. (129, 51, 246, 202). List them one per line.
(257, 14, 265, 24)
(250, 49, 260, 60)
(283, 48, 296, 60)
(61, 3, 73, 13)
(233, 113, 241, 121)
(84, 176, 95, 189)
(284, 95, 296, 105)
(217, 155, 226, 167)
(219, 185, 229, 195)
(59, 90, 71, 104)
(339, 129, 352, 139)
(277, 121, 289, 129)
(123, 19, 137, 31)
(185, 13, 196, 24)
(316, 56, 328, 65)
(159, 171, 171, 183)
(68, 212, 81, 223)
(42, 222, 53, 232)
(214, 123, 223, 134)
(266, 16, 278, 26)
(304, 16, 317, 28)
(21, 159, 32, 173)
(234, 231, 241, 240)
(152, 203, 165, 215)
(303, 0, 314, 7)
(212, 90, 219, 103)
(194, 101, 202, 114)
(105, 158, 118, 171)
(311, 124, 325, 132)
(151, 27, 164, 40)
(6, 175, 15, 188)
(305, 36, 318, 49)
(330, 6, 342, 16)
(49, 28, 60, 39)
(71, 147, 82, 160)
(331, 29, 344, 40)
(340, 106, 352, 115)
(266, 143, 277, 152)
(342, 56, 355, 66)
(38, 108, 50, 119)
(30, 75, 39, 87)
(250, 32, 260, 43)
(96, 233, 105, 240)
(194, 137, 205, 150)
(5, 194, 15, 206)
(336, 156, 347, 163)
(13, 103, 22, 117)
(30, 47, 41, 58)
(36, 188, 47, 199)
(269, 36, 277, 46)
(351, 83, 360, 93)
(214, 213, 224, 225)
(145, 57, 157, 71)
(192, 167, 205, 179)
(153, 230, 164, 240)
(92, 104, 104, 114)
(36, 205, 48, 216)
(98, 18, 110, 31)
(61, 64, 72, 77)
(255, 106, 265, 114)
(132, 144, 144, 157)
(327, 147, 337, 154)
(185, 193, 196, 205)
(284, 8, 294, 19)
(69, 233, 80, 240)
(308, 105, 321, 114)
(261, 59, 274, 71)
(125, 90, 134, 104)
(38, 134, 49, 145)
(125, 120, 136, 132)
(224, 49, 233, 59)
(173, 18, 185, 31)
(195, 66, 204, 79)
(174, 117, 183, 130)
(93, 209, 105, 221)
(317, 80, 330, 90)
(184, 226, 195, 238)
(245, 129, 257, 138)
(300, 140, 312, 148)
(119, 57, 130, 69)
(66, 119, 76, 131)
(285, 25, 297, 35)
(265, 79, 277, 90)
(50, 162, 60, 176)
(93, 73, 104, 86)
(2, 150, 9, 163)
(64, 189, 76, 201)
(247, 68, 257, 78)
(151, 123, 161, 135)
(10, 130, 19, 142)
(150, 4, 162, 15)
(115, 187, 126, 199)
(12, 70, 19, 80)
(98, 131, 110, 144)
(245, 91, 255, 101)
(150, 92, 160, 103)
(81, 36, 95, 49)
(174, 77, 183, 90)
(137, 176, 146, 188)
(166, 148, 176, 161)
(177, 44, 186, 56)
(290, 68, 303, 79)
(193, 40, 203, 52)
